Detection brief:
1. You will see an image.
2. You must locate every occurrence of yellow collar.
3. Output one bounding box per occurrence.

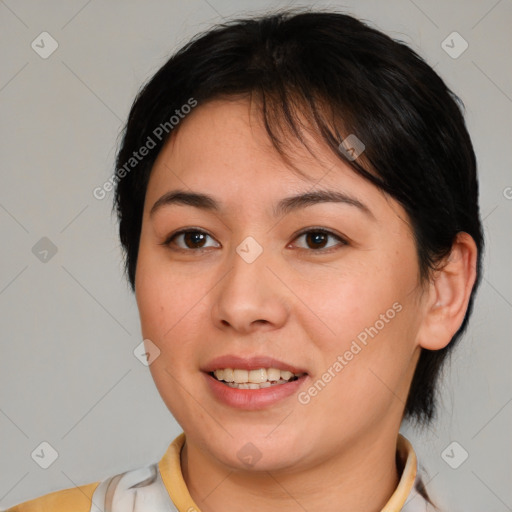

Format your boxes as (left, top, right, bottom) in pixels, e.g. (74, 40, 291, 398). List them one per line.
(158, 433, 417, 512)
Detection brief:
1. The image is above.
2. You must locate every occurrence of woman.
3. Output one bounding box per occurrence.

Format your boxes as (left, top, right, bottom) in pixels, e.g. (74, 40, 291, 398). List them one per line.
(7, 9, 483, 512)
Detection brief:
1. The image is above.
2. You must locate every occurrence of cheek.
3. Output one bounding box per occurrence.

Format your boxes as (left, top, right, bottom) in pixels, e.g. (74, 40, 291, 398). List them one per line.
(135, 247, 219, 373)
(137, 279, 206, 348)
(325, 278, 419, 407)
(301, 254, 417, 349)
(135, 250, 184, 350)
(135, 256, 209, 413)
(300, 249, 421, 416)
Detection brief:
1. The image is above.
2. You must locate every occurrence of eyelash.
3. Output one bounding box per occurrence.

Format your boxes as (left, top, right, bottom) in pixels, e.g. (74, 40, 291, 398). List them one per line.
(161, 227, 348, 254)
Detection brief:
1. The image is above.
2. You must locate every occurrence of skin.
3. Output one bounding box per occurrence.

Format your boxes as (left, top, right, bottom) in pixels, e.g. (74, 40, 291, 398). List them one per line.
(135, 98, 477, 512)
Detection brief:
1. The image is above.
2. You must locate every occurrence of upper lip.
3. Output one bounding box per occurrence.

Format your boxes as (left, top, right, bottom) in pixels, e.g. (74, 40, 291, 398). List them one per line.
(202, 355, 308, 374)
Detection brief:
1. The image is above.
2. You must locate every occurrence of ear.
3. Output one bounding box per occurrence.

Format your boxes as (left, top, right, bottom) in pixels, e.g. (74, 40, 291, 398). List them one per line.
(416, 232, 478, 351)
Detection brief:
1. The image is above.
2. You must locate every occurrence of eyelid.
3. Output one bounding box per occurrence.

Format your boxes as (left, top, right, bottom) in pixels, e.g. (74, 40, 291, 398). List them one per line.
(289, 227, 348, 252)
(161, 227, 349, 253)
(161, 227, 219, 250)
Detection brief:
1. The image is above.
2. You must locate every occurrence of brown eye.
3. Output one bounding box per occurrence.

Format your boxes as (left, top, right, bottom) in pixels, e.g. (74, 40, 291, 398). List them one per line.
(292, 229, 347, 252)
(182, 231, 207, 248)
(164, 229, 220, 251)
(305, 231, 329, 249)
(162, 228, 346, 253)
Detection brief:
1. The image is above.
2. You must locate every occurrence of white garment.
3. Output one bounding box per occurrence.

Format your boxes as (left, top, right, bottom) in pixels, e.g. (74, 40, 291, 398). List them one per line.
(90, 465, 178, 512)
(89, 463, 436, 512)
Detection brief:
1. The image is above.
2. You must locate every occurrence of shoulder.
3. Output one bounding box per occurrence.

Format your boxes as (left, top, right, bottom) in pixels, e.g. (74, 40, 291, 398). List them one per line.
(3, 481, 99, 512)
(4, 435, 185, 512)
(5, 463, 179, 512)
(90, 463, 178, 511)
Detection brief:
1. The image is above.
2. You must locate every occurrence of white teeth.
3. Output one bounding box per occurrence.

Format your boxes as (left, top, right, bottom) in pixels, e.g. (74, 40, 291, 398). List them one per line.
(267, 368, 281, 381)
(248, 368, 267, 383)
(280, 370, 293, 381)
(223, 368, 234, 382)
(233, 369, 249, 383)
(212, 367, 304, 389)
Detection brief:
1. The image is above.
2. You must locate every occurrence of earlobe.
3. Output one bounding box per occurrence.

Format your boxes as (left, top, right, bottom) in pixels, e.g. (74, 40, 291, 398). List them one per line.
(417, 232, 478, 351)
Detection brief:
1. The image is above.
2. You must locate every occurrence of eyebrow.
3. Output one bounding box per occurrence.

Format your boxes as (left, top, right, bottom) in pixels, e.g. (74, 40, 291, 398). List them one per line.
(150, 189, 374, 219)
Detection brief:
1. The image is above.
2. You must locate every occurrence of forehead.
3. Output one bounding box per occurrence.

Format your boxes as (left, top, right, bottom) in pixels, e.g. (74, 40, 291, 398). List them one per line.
(150, 99, 367, 191)
(145, 98, 407, 226)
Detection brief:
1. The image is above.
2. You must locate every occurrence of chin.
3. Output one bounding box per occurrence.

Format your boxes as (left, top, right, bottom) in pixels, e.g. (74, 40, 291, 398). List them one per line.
(202, 426, 307, 472)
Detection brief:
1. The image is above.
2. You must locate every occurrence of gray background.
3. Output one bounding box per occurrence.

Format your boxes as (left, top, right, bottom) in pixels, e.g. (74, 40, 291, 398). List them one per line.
(0, 0, 511, 510)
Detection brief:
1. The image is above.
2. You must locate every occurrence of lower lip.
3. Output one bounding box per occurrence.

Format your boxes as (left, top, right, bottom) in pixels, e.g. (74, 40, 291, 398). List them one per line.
(204, 373, 307, 410)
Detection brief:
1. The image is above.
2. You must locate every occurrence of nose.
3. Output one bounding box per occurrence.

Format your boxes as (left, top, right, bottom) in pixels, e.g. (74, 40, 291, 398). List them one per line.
(210, 244, 290, 335)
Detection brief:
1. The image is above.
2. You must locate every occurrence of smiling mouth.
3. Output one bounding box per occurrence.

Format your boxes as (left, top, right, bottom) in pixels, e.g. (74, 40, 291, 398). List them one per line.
(209, 368, 306, 389)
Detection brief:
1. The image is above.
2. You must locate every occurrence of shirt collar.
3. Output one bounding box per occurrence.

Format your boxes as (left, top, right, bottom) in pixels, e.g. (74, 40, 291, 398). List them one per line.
(158, 433, 418, 512)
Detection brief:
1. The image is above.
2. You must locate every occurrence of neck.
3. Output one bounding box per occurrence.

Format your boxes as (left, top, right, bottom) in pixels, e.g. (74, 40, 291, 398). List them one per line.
(181, 428, 401, 512)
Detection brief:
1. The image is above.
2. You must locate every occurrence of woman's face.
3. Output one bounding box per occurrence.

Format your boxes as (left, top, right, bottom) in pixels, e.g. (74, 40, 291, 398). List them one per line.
(135, 98, 425, 471)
